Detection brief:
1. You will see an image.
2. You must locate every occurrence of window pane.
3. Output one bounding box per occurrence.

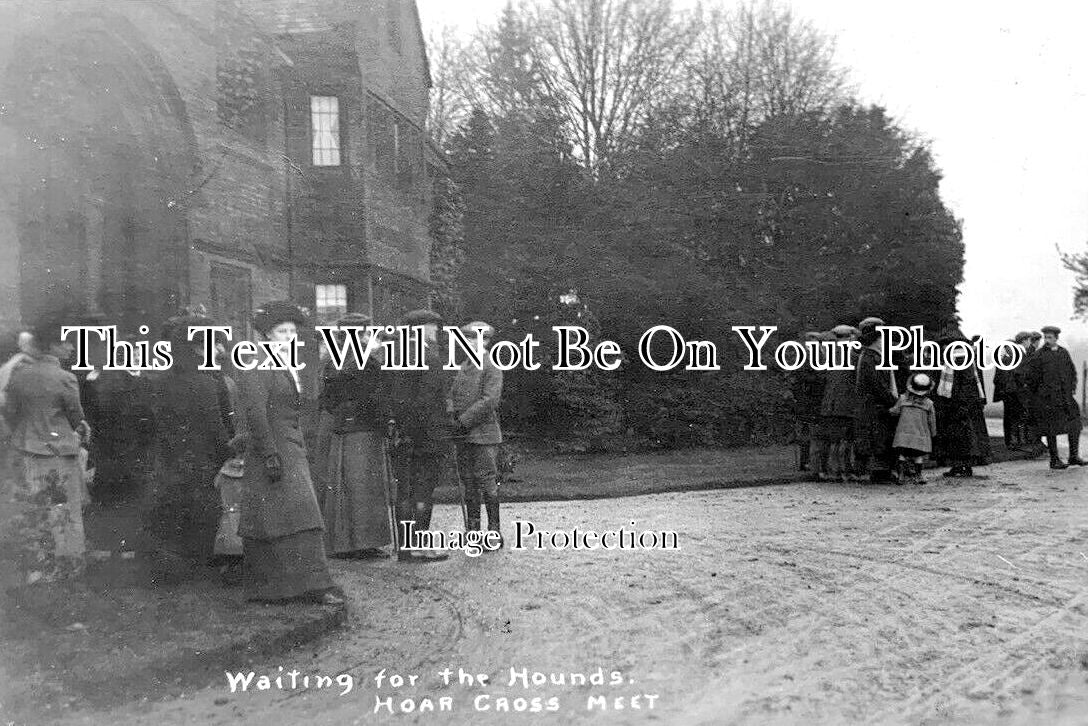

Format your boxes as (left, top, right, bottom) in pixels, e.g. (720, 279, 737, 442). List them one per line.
(315, 284, 348, 324)
(311, 95, 341, 166)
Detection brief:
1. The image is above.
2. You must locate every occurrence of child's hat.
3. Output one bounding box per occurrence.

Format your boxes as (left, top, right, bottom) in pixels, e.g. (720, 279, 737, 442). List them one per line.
(908, 373, 934, 395)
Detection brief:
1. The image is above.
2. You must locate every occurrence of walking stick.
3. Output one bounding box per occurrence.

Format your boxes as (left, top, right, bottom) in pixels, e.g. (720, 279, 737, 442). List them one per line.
(381, 427, 400, 557)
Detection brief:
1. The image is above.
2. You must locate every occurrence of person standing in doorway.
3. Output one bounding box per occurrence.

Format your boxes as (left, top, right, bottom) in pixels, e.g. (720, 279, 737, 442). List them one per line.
(140, 313, 232, 585)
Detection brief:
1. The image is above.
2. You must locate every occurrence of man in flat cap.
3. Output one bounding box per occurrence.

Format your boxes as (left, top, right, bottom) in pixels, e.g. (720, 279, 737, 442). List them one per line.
(449, 321, 505, 549)
(1025, 326, 1084, 468)
(386, 309, 454, 561)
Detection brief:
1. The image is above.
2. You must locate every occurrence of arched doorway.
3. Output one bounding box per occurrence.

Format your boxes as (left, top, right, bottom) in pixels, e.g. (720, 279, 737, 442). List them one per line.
(3, 12, 197, 333)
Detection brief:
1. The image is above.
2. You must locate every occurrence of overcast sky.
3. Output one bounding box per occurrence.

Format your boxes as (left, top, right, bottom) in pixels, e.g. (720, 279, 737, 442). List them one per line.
(417, 0, 1088, 351)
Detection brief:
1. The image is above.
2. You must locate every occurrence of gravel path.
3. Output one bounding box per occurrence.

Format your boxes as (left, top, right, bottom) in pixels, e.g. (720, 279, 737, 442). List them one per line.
(34, 457, 1088, 726)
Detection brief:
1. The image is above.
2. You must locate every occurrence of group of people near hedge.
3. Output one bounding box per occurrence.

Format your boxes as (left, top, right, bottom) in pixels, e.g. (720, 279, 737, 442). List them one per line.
(792, 319, 1084, 485)
(0, 303, 505, 604)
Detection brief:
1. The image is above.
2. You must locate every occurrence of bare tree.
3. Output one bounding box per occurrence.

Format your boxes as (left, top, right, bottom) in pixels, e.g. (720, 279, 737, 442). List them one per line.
(1061, 245, 1088, 318)
(750, 1, 847, 119)
(681, 0, 848, 150)
(426, 24, 473, 147)
(533, 0, 700, 172)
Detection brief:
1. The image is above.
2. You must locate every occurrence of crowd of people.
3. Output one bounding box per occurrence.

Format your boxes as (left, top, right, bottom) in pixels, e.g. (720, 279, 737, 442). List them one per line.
(792, 318, 1085, 485)
(2, 306, 1081, 599)
(0, 302, 506, 604)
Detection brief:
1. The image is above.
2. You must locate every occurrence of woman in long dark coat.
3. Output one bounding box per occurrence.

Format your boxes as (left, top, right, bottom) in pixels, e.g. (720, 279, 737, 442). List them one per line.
(237, 301, 342, 605)
(934, 328, 985, 478)
(855, 318, 900, 483)
(141, 314, 231, 584)
(313, 313, 393, 559)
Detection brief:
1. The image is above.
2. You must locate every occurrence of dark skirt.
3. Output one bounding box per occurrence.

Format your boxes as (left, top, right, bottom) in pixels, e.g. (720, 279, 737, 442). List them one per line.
(243, 529, 335, 602)
(315, 417, 393, 554)
(939, 402, 978, 462)
(819, 416, 854, 443)
(970, 403, 992, 463)
(141, 459, 222, 581)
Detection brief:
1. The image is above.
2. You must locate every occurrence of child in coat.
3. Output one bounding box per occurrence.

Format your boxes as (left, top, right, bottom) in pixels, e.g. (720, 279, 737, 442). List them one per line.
(890, 373, 938, 485)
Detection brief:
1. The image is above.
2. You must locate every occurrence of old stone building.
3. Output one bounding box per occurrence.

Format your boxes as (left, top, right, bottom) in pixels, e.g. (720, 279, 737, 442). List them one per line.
(0, 0, 441, 343)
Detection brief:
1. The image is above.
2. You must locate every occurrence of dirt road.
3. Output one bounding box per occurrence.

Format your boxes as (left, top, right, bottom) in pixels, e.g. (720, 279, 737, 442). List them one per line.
(26, 457, 1088, 726)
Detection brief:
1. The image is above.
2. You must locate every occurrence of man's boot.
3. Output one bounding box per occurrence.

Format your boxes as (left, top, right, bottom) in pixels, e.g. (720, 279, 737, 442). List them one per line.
(413, 502, 449, 562)
(465, 492, 482, 534)
(1067, 431, 1086, 466)
(484, 500, 503, 551)
(1027, 431, 1048, 458)
(1046, 434, 1067, 469)
(942, 464, 965, 478)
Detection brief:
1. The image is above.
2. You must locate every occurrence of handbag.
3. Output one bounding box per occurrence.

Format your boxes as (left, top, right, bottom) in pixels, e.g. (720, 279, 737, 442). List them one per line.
(213, 457, 244, 556)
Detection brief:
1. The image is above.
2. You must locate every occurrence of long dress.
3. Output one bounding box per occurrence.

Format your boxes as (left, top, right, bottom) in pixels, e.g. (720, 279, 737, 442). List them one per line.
(81, 369, 156, 505)
(2, 353, 87, 584)
(141, 365, 230, 583)
(313, 360, 392, 555)
(236, 366, 335, 601)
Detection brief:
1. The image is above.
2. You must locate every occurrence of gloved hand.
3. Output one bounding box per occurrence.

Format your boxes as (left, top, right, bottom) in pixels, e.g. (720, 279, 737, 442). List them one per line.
(265, 453, 283, 482)
(76, 420, 92, 446)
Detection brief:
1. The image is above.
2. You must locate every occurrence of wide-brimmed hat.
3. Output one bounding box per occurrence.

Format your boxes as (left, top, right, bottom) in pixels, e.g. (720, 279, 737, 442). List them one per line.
(334, 312, 372, 328)
(460, 320, 495, 338)
(161, 313, 215, 345)
(30, 318, 66, 349)
(830, 324, 856, 339)
(908, 373, 934, 395)
(253, 300, 307, 335)
(1014, 331, 1032, 343)
(1030, 331, 1042, 341)
(399, 309, 443, 326)
(858, 317, 885, 345)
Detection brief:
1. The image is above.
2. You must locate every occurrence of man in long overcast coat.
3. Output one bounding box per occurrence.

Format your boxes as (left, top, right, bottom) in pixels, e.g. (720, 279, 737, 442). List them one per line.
(1026, 326, 1084, 469)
